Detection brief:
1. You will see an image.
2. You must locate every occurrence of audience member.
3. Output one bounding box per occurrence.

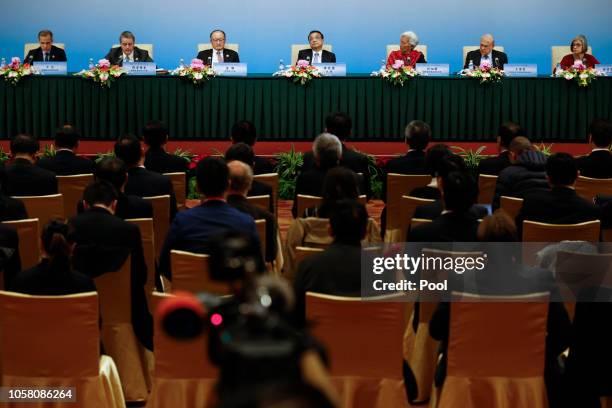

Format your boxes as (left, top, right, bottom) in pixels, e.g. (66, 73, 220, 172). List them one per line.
(143, 120, 189, 174)
(2, 134, 57, 196)
(0, 186, 28, 221)
(303, 166, 360, 217)
(230, 120, 275, 174)
(409, 144, 455, 200)
(576, 118, 612, 178)
(477, 122, 523, 175)
(0, 223, 21, 289)
(225, 143, 274, 209)
(37, 124, 95, 175)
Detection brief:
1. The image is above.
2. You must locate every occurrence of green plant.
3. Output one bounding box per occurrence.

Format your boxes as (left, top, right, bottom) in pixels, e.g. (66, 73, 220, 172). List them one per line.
(95, 150, 115, 163)
(0, 146, 10, 163)
(187, 176, 200, 199)
(451, 145, 487, 169)
(42, 144, 56, 158)
(172, 148, 195, 163)
(353, 148, 383, 200)
(533, 142, 554, 157)
(275, 145, 303, 199)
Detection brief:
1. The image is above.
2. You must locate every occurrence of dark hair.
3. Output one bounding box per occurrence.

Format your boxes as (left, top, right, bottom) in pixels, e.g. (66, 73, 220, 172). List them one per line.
(196, 157, 229, 197)
(119, 31, 135, 42)
(438, 154, 467, 178)
(498, 122, 523, 148)
(230, 120, 257, 145)
(114, 134, 142, 166)
(308, 30, 324, 40)
(442, 171, 478, 213)
(546, 152, 577, 186)
(209, 29, 226, 40)
(38, 30, 53, 40)
(325, 112, 352, 140)
(478, 210, 518, 242)
(10, 134, 39, 155)
(41, 219, 73, 276)
(143, 121, 168, 149)
(95, 158, 128, 192)
(225, 143, 254, 166)
(55, 124, 80, 149)
(330, 199, 368, 245)
(425, 144, 452, 177)
(405, 120, 431, 151)
(322, 167, 360, 207)
(589, 118, 612, 148)
(82, 181, 118, 207)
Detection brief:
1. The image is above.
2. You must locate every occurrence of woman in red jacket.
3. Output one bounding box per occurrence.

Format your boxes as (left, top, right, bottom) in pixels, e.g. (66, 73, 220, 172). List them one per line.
(386, 31, 426, 68)
(559, 34, 600, 69)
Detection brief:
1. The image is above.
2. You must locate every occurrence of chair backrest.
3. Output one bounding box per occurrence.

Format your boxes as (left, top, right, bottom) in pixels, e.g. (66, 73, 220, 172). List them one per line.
(246, 195, 271, 212)
(500, 196, 523, 220)
(24, 43, 65, 58)
(2, 218, 40, 270)
(126, 218, 156, 311)
(296, 195, 323, 218)
(574, 175, 612, 203)
(386, 174, 432, 233)
(163, 172, 186, 210)
(551, 45, 593, 71)
(554, 251, 612, 301)
(143, 195, 170, 261)
(462, 46, 505, 66)
(57, 174, 94, 219)
(112, 43, 154, 59)
(255, 219, 266, 259)
(291, 44, 333, 65)
(385, 44, 428, 61)
(295, 246, 324, 268)
(306, 292, 408, 377)
(410, 218, 432, 230)
(94, 255, 132, 324)
(400, 195, 435, 241)
(0, 290, 99, 377)
(477, 174, 498, 204)
(522, 220, 601, 243)
(253, 173, 279, 218)
(197, 43, 239, 53)
(12, 194, 64, 228)
(170, 250, 230, 295)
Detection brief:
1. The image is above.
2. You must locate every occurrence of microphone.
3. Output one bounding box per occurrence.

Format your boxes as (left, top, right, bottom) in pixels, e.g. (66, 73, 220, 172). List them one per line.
(495, 57, 500, 68)
(27, 54, 34, 64)
(207, 56, 212, 65)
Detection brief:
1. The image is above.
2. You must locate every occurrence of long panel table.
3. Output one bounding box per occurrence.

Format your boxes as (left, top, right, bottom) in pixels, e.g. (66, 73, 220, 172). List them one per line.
(1, 75, 610, 141)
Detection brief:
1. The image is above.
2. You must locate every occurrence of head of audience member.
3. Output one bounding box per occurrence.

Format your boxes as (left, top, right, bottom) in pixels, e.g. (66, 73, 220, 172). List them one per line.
(55, 124, 81, 151)
(434, 155, 467, 193)
(507, 136, 533, 163)
(424, 144, 452, 177)
(82, 181, 118, 214)
(546, 152, 577, 188)
(210, 29, 226, 51)
(37, 29, 54, 53)
(196, 157, 229, 198)
(40, 219, 75, 274)
(441, 170, 478, 213)
(497, 121, 523, 151)
(588, 118, 612, 149)
(478, 210, 518, 242)
(143, 121, 169, 151)
(329, 199, 368, 246)
(231, 120, 257, 146)
(479, 34, 495, 56)
(119, 31, 135, 56)
(321, 167, 360, 208)
(405, 120, 431, 152)
(114, 134, 143, 167)
(325, 112, 352, 141)
(312, 133, 342, 170)
(225, 143, 255, 168)
(308, 30, 325, 52)
(95, 157, 128, 193)
(10, 134, 40, 163)
(227, 160, 253, 197)
(399, 31, 419, 54)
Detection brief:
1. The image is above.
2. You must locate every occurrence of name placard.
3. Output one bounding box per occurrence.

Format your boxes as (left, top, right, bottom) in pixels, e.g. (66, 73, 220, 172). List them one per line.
(596, 64, 612, 76)
(312, 63, 347, 77)
(213, 63, 247, 77)
(415, 63, 450, 77)
(504, 64, 538, 77)
(33, 61, 67, 76)
(123, 61, 156, 76)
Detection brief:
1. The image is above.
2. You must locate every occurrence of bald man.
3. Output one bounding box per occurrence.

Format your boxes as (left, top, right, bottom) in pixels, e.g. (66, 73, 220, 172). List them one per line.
(464, 34, 508, 69)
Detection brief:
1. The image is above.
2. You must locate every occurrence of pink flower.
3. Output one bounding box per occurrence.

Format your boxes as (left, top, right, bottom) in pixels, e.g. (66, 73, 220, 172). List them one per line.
(190, 58, 204, 70)
(572, 61, 586, 70)
(9, 57, 21, 69)
(480, 60, 492, 70)
(392, 59, 404, 69)
(98, 59, 111, 68)
(296, 59, 309, 68)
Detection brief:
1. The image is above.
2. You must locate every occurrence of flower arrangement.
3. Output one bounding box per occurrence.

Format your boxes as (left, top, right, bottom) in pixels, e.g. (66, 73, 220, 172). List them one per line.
(555, 61, 603, 87)
(0, 57, 36, 85)
(451, 145, 487, 169)
(372, 60, 419, 87)
(460, 60, 504, 84)
(275, 60, 321, 86)
(75, 59, 125, 88)
(173, 58, 216, 85)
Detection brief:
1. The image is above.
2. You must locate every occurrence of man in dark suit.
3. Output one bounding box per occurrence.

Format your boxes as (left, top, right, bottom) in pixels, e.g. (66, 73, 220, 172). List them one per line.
(0, 224, 21, 289)
(225, 143, 274, 212)
(196, 29, 240, 64)
(1, 134, 57, 196)
(37, 124, 95, 175)
(297, 30, 336, 64)
(477, 121, 523, 175)
(463, 34, 508, 69)
(104, 31, 153, 66)
(0, 190, 28, 221)
(24, 29, 67, 63)
(114, 134, 177, 219)
(576, 118, 612, 179)
(230, 120, 275, 174)
(69, 181, 152, 350)
(143, 121, 189, 175)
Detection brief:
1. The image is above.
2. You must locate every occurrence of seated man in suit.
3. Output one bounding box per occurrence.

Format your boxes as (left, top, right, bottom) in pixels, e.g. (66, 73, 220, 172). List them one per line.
(0, 185, 28, 221)
(196, 29, 240, 64)
(104, 31, 153, 66)
(464, 33, 508, 69)
(158, 157, 261, 280)
(230, 120, 275, 174)
(297, 30, 336, 64)
(143, 120, 189, 175)
(114, 134, 177, 219)
(24, 29, 66, 63)
(576, 118, 612, 178)
(477, 121, 523, 175)
(1, 134, 57, 196)
(37, 124, 95, 175)
(69, 181, 152, 350)
(225, 143, 273, 211)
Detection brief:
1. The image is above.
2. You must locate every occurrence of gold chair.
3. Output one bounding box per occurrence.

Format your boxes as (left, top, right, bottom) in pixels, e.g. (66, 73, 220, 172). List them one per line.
(410, 218, 432, 230)
(126, 218, 156, 310)
(0, 291, 125, 408)
(255, 219, 266, 259)
(477, 174, 498, 204)
(12, 194, 64, 227)
(575, 175, 612, 203)
(57, 174, 94, 219)
(306, 292, 411, 408)
(296, 194, 323, 218)
(253, 173, 279, 218)
(385, 174, 432, 242)
(295, 246, 324, 269)
(399, 195, 435, 241)
(2, 218, 40, 270)
(246, 195, 271, 212)
(500, 196, 523, 220)
(163, 172, 187, 211)
(170, 250, 230, 295)
(143, 195, 170, 261)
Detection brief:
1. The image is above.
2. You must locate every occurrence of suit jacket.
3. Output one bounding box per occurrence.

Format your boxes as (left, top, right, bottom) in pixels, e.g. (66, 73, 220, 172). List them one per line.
(196, 48, 240, 64)
(24, 45, 67, 63)
(11, 259, 96, 296)
(464, 49, 508, 69)
(227, 194, 277, 262)
(69, 207, 152, 349)
(253, 156, 276, 175)
(144, 148, 189, 175)
(477, 151, 511, 176)
(297, 49, 336, 63)
(0, 224, 21, 289)
(37, 150, 95, 175)
(413, 201, 488, 221)
(1, 158, 58, 196)
(408, 211, 480, 242)
(292, 166, 332, 218)
(104, 46, 153, 66)
(248, 181, 274, 213)
(576, 150, 612, 179)
(125, 167, 177, 219)
(0, 194, 28, 221)
(78, 193, 153, 220)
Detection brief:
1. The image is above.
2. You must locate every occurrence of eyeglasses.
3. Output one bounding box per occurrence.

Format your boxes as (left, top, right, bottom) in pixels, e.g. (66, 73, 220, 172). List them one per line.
(211, 38, 225, 42)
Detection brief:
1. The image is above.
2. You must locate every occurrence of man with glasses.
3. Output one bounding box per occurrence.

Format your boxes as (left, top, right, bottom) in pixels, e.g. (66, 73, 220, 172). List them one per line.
(196, 29, 240, 64)
(24, 30, 67, 63)
(463, 33, 507, 69)
(104, 31, 153, 66)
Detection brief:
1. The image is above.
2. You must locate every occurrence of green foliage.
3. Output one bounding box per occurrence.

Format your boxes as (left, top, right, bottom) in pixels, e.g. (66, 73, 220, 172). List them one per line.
(95, 150, 115, 163)
(451, 145, 487, 169)
(353, 148, 383, 200)
(42, 144, 56, 157)
(275, 145, 303, 199)
(533, 142, 554, 157)
(172, 148, 195, 163)
(187, 176, 200, 199)
(0, 147, 10, 163)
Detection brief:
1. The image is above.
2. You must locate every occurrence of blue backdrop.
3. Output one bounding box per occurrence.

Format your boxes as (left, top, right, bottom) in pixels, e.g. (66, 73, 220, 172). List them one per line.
(0, 0, 610, 74)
